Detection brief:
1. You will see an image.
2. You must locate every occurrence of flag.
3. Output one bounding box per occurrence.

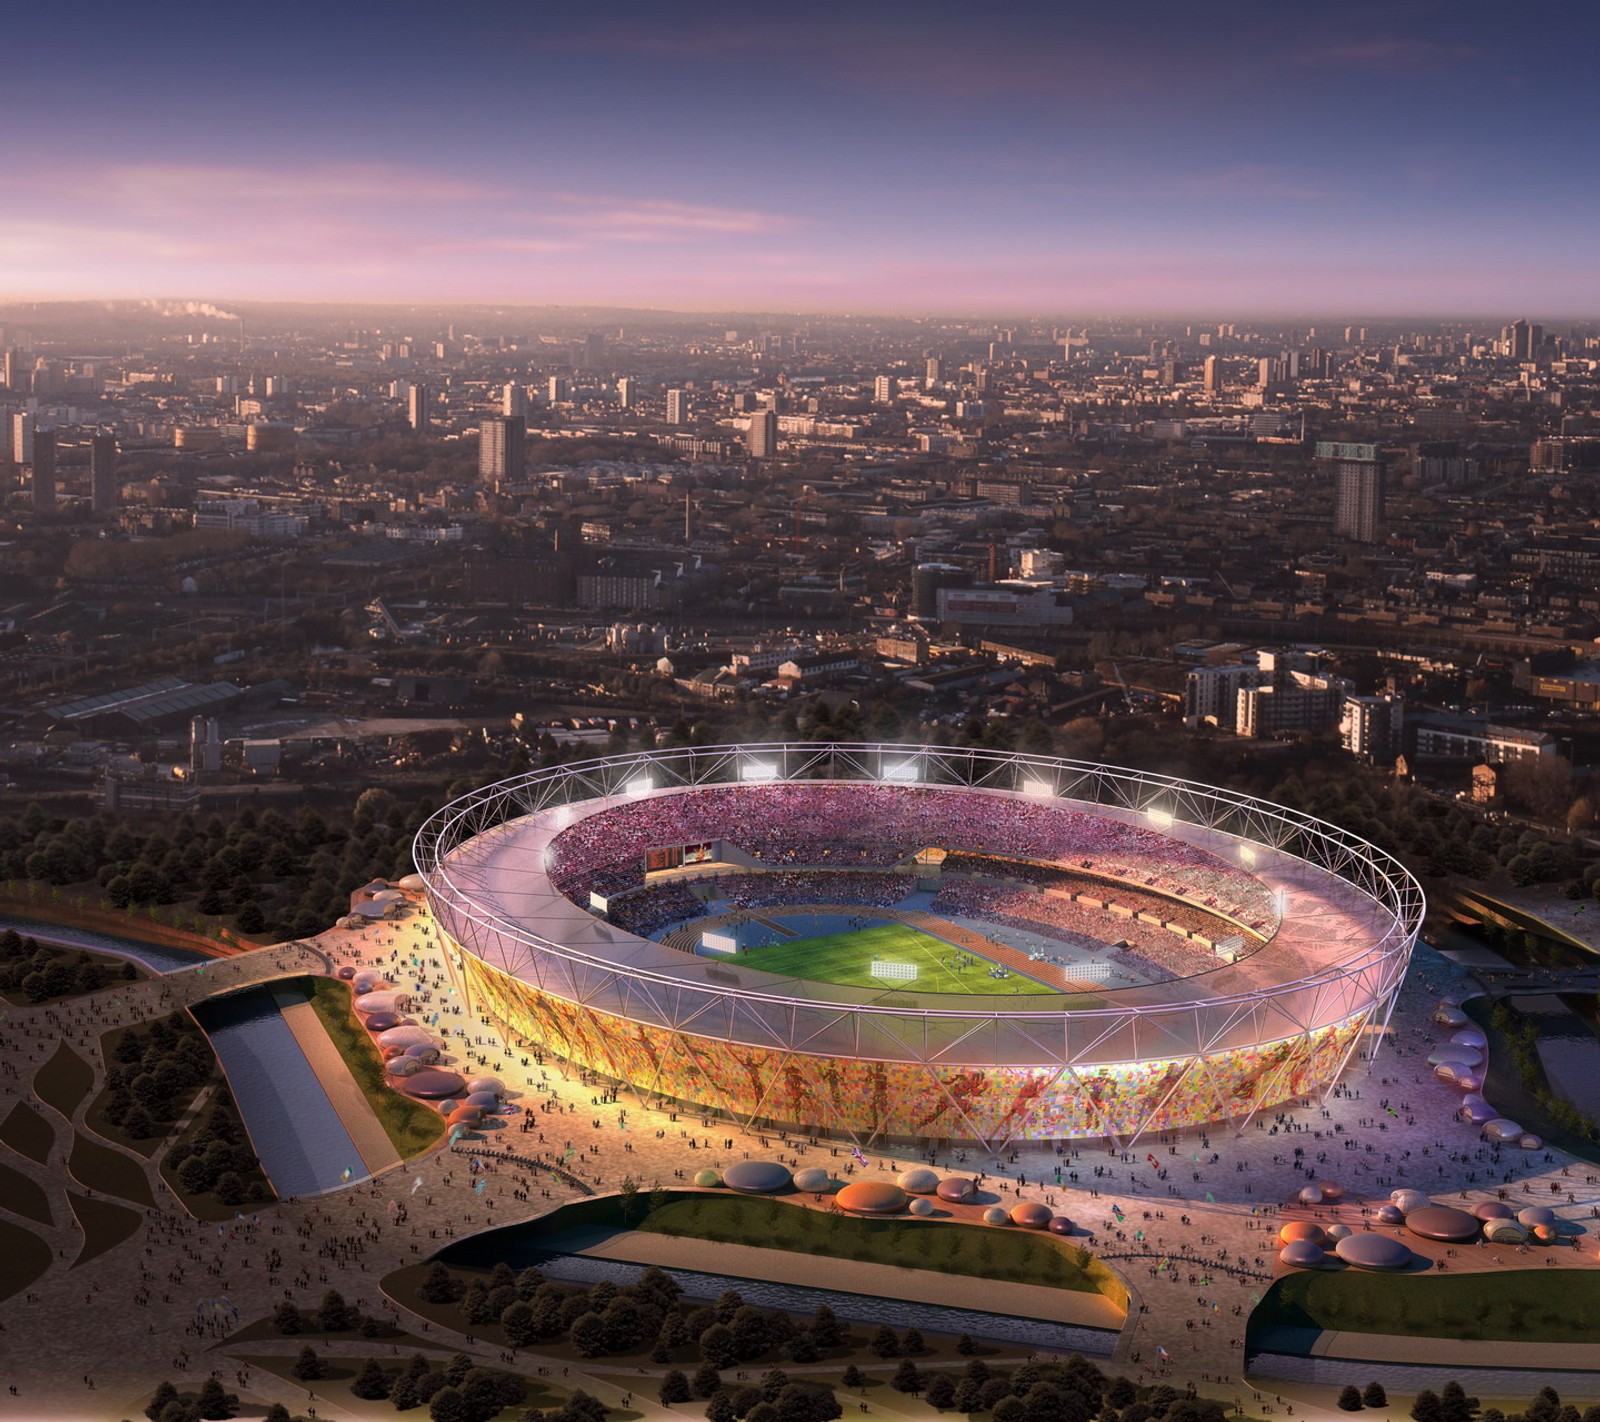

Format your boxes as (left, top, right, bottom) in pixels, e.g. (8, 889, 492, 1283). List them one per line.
(1146, 1153, 1159, 1168)
(1156, 1257, 1169, 1271)
(412, 1176, 424, 1194)
(474, 1178, 486, 1195)
(1205, 1192, 1215, 1203)
(1134, 1229, 1145, 1241)
(1111, 1203, 1125, 1221)
(1385, 1105, 1398, 1117)
(850, 1146, 869, 1168)
(1250, 1291, 1260, 1303)
(1156, 1346, 1169, 1361)
(341, 1165, 353, 1182)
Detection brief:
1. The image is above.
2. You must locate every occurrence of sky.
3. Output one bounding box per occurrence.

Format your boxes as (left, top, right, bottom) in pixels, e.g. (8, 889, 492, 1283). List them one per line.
(2, 0, 1596, 316)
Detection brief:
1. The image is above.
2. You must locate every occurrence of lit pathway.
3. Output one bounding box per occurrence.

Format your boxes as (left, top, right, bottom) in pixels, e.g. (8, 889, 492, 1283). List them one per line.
(0, 908, 1595, 1419)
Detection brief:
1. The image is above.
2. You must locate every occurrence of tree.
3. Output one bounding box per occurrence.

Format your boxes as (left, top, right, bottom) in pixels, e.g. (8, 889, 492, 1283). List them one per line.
(870, 1324, 900, 1358)
(429, 1386, 470, 1422)
(660, 1371, 693, 1405)
(317, 1288, 354, 1332)
(700, 1322, 739, 1369)
(1107, 1378, 1137, 1409)
(1338, 1387, 1364, 1412)
(810, 1304, 843, 1348)
(291, 1345, 325, 1381)
(956, 1332, 976, 1356)
(420, 1262, 460, 1303)
(271, 1300, 302, 1335)
(147, 1382, 181, 1421)
(353, 1360, 395, 1401)
(901, 1327, 925, 1356)
(927, 1376, 957, 1411)
(692, 1364, 724, 1400)
(891, 1360, 924, 1396)
(1440, 1382, 1479, 1422)
(1363, 1384, 1388, 1410)
(706, 1395, 737, 1422)
(264, 1406, 294, 1422)
(1412, 1392, 1444, 1422)
(502, 1300, 535, 1347)
(840, 1366, 866, 1391)
(196, 1377, 239, 1419)
(786, 1332, 819, 1364)
(571, 1311, 607, 1357)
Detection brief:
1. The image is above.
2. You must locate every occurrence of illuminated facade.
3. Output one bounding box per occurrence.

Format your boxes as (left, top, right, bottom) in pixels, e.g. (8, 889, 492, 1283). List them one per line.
(416, 744, 1422, 1148)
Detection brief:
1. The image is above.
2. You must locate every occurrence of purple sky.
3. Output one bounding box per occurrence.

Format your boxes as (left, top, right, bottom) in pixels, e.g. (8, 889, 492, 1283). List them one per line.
(3, 0, 1595, 315)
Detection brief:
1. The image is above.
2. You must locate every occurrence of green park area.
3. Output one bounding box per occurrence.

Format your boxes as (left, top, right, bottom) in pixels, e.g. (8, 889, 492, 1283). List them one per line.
(632, 1190, 1122, 1300)
(734, 921, 1055, 995)
(303, 976, 446, 1158)
(1253, 1268, 1600, 1343)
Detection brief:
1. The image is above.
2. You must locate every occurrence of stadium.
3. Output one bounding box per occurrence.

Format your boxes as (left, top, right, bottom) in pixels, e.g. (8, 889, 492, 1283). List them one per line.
(414, 743, 1423, 1148)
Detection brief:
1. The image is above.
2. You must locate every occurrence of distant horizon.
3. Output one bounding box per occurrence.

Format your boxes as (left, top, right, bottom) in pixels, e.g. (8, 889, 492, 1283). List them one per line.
(3, 0, 1595, 316)
(0, 294, 1591, 328)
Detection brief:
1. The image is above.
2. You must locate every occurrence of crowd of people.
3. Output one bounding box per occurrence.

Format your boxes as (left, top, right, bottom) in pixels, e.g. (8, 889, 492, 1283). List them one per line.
(544, 785, 1264, 908)
(712, 871, 915, 911)
(930, 879, 1231, 982)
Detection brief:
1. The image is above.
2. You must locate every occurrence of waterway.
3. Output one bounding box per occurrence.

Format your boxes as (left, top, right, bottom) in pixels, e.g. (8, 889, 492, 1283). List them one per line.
(190, 984, 371, 1198)
(438, 1234, 1116, 1355)
(0, 911, 211, 974)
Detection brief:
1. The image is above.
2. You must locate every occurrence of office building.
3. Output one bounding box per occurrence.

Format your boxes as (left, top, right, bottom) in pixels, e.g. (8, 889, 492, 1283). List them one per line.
(479, 415, 526, 489)
(746, 408, 778, 459)
(11, 411, 33, 465)
(924, 357, 944, 388)
(1202, 356, 1223, 396)
(407, 383, 431, 431)
(1319, 441, 1385, 543)
(502, 382, 527, 417)
(873, 375, 896, 404)
(90, 433, 119, 512)
(665, 388, 690, 425)
(617, 376, 638, 410)
(30, 427, 55, 508)
(1340, 694, 1403, 763)
(546, 376, 568, 405)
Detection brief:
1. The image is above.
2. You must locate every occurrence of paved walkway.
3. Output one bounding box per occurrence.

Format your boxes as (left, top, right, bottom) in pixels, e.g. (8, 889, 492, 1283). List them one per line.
(4, 908, 1600, 1418)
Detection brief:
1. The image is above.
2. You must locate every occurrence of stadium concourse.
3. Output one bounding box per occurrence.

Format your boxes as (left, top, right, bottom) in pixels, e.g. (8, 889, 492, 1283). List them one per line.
(419, 746, 1419, 1147)
(4, 901, 1600, 1417)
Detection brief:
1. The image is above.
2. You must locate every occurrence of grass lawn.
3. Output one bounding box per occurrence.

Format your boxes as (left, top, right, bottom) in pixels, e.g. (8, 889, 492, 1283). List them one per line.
(1463, 996, 1600, 1166)
(303, 976, 447, 1159)
(1253, 1268, 1600, 1343)
(0, 1216, 52, 1302)
(0, 1100, 55, 1164)
(736, 921, 1055, 995)
(66, 1189, 142, 1267)
(0, 1157, 53, 1225)
(635, 1192, 1122, 1302)
(33, 1039, 95, 1117)
(67, 1129, 156, 1208)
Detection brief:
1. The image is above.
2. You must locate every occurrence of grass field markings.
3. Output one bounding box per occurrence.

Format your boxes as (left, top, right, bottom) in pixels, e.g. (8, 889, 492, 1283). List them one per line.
(732, 921, 1055, 996)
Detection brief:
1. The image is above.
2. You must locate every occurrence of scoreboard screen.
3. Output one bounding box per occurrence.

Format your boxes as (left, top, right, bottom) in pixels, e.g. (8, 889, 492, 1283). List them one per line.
(645, 842, 716, 873)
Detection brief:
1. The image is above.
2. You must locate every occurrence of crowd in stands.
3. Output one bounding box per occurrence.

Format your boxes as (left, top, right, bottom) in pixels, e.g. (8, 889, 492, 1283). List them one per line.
(606, 882, 705, 937)
(930, 879, 1228, 981)
(712, 871, 914, 911)
(547, 783, 1269, 911)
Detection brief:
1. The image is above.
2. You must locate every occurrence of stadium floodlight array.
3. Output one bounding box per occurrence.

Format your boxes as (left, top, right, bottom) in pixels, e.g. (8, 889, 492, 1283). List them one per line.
(415, 742, 1423, 1150)
(870, 961, 919, 981)
(739, 758, 780, 782)
(702, 930, 738, 954)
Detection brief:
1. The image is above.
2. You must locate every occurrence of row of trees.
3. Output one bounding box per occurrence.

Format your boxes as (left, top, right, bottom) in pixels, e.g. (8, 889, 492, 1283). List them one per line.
(0, 930, 135, 1002)
(166, 1095, 267, 1206)
(1405, 1380, 1600, 1422)
(291, 1347, 527, 1421)
(103, 1011, 214, 1138)
(271, 1287, 399, 1340)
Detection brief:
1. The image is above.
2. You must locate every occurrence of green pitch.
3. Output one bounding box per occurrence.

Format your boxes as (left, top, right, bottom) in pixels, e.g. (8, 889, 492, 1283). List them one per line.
(735, 921, 1055, 995)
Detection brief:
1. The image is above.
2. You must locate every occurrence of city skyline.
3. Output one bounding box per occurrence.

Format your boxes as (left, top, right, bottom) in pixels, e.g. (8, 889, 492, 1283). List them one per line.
(2, 0, 1595, 314)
